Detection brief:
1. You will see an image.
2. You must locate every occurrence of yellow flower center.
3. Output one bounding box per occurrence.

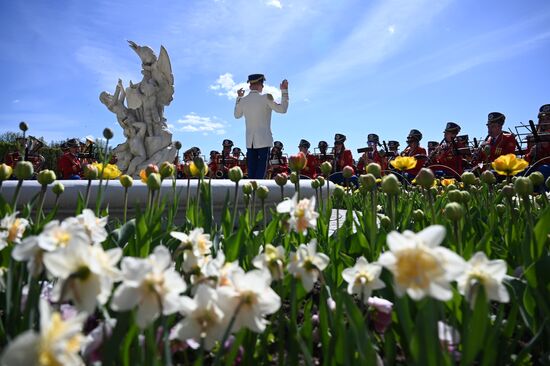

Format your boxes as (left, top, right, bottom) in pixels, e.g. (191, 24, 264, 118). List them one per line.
(394, 246, 442, 290)
(38, 313, 82, 366)
(355, 271, 374, 286)
(54, 231, 71, 247)
(7, 219, 22, 242)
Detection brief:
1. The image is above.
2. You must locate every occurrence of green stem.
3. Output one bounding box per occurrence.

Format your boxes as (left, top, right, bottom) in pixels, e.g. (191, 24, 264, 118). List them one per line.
(370, 190, 377, 253)
(213, 301, 243, 366)
(35, 185, 47, 226)
(232, 181, 239, 229)
(84, 179, 92, 209)
(11, 179, 23, 208)
(123, 187, 129, 223)
(454, 219, 462, 256)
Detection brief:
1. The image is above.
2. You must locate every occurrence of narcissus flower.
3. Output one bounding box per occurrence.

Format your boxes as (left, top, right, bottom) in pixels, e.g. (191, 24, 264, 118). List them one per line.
(252, 244, 286, 280)
(378, 225, 466, 301)
(342, 256, 385, 303)
(1, 300, 86, 366)
(456, 251, 509, 307)
(276, 193, 319, 234)
(491, 154, 528, 176)
(217, 269, 281, 333)
(110, 245, 186, 328)
(171, 284, 226, 350)
(287, 240, 329, 292)
(0, 212, 29, 250)
(390, 156, 417, 171)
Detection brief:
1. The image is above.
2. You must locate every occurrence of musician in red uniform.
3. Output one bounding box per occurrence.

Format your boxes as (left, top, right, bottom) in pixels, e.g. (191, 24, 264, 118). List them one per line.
(297, 139, 318, 179)
(525, 104, 550, 170)
(266, 140, 289, 178)
(356, 134, 388, 174)
(387, 140, 400, 155)
(316, 141, 332, 164)
(57, 138, 82, 179)
(207, 150, 220, 178)
(430, 122, 465, 176)
(332, 133, 354, 173)
(400, 129, 426, 177)
(476, 112, 517, 164)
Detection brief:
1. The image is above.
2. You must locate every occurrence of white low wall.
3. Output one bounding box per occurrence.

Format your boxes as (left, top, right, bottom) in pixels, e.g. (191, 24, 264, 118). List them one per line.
(0, 179, 333, 221)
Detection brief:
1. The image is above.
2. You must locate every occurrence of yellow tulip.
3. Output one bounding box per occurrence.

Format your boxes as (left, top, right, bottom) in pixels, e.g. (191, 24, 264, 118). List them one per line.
(491, 154, 528, 176)
(390, 156, 417, 171)
(139, 169, 148, 183)
(92, 163, 122, 180)
(189, 161, 208, 177)
(440, 178, 456, 187)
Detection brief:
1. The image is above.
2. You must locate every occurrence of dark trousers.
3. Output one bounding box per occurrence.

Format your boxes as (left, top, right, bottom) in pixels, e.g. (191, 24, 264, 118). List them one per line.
(246, 147, 270, 179)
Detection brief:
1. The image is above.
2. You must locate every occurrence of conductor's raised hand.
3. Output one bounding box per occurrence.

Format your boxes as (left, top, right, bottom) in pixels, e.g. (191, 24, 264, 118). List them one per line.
(280, 79, 289, 90)
(237, 88, 245, 97)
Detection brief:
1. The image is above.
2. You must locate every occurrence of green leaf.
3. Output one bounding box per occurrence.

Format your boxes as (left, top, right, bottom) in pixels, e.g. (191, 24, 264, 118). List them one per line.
(461, 287, 489, 366)
(533, 206, 550, 260)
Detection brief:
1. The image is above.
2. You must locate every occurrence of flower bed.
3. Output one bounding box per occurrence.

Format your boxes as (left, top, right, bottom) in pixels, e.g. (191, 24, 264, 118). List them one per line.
(1, 162, 549, 365)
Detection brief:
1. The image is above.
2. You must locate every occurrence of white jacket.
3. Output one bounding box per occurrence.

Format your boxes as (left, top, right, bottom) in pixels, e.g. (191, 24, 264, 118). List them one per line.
(234, 90, 289, 149)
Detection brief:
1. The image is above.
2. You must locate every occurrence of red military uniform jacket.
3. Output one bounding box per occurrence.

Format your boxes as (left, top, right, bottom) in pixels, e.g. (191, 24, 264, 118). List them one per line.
(525, 139, 550, 167)
(433, 141, 465, 175)
(58, 152, 82, 179)
(333, 149, 354, 172)
(357, 150, 388, 174)
(478, 132, 517, 163)
(401, 145, 426, 176)
(268, 155, 289, 178)
(302, 153, 318, 179)
(4, 151, 22, 168)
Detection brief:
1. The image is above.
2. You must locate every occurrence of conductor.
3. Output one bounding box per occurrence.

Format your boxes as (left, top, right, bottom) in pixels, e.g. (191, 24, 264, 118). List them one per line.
(234, 74, 289, 179)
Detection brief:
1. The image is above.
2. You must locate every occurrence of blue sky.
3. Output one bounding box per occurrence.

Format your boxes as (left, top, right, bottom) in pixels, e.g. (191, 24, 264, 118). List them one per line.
(1, 0, 549, 158)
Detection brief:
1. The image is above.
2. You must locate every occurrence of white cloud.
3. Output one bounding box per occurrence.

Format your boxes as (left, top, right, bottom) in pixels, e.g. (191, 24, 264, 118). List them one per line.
(210, 73, 282, 101)
(176, 113, 228, 135)
(266, 0, 282, 9)
(388, 25, 396, 34)
(12, 99, 20, 104)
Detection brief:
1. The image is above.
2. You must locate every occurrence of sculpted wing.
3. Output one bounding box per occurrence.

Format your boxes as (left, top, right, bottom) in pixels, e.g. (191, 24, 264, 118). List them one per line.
(152, 45, 175, 106)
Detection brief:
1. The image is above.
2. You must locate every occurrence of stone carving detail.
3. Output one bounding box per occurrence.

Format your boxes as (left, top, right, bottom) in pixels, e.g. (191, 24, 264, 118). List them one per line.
(100, 41, 177, 176)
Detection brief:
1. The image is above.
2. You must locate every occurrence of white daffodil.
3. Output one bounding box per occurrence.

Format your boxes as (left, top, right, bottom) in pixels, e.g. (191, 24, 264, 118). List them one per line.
(171, 227, 212, 257)
(43, 241, 122, 313)
(66, 209, 108, 245)
(110, 245, 187, 328)
(287, 240, 330, 292)
(378, 225, 466, 301)
(276, 193, 319, 234)
(0, 212, 29, 250)
(12, 235, 46, 276)
(40, 219, 92, 251)
(171, 284, 226, 350)
(342, 256, 385, 303)
(1, 299, 86, 366)
(252, 244, 286, 280)
(218, 269, 280, 333)
(456, 251, 509, 306)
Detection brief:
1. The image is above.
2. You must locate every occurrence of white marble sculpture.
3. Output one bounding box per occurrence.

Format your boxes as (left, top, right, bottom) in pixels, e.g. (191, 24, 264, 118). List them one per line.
(100, 41, 177, 176)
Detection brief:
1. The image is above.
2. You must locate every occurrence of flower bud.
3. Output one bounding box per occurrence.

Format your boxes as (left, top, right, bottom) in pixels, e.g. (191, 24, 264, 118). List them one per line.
(257, 185, 269, 200)
(412, 209, 424, 221)
(0, 163, 13, 181)
(461, 172, 476, 186)
(14, 161, 34, 180)
(120, 174, 134, 188)
(192, 157, 206, 173)
(274, 173, 288, 186)
(514, 176, 533, 196)
(159, 162, 175, 179)
(174, 141, 182, 150)
(446, 183, 457, 191)
(379, 215, 391, 230)
(51, 181, 64, 196)
(460, 190, 471, 204)
(37, 169, 56, 186)
(332, 185, 345, 201)
(528, 171, 544, 187)
(82, 164, 99, 180)
(145, 164, 158, 176)
(444, 202, 464, 221)
(501, 184, 515, 198)
(342, 165, 354, 179)
(289, 152, 307, 172)
(228, 166, 243, 183)
(480, 170, 496, 185)
(250, 180, 258, 191)
(317, 176, 325, 187)
(319, 161, 331, 177)
(381, 174, 400, 195)
(146, 172, 161, 191)
(103, 128, 114, 140)
(242, 182, 253, 195)
(366, 163, 381, 178)
(415, 168, 435, 188)
(19, 121, 28, 132)
(311, 179, 320, 189)
(289, 172, 299, 184)
(496, 204, 506, 215)
(447, 189, 461, 203)
(359, 173, 377, 191)
(429, 186, 438, 196)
